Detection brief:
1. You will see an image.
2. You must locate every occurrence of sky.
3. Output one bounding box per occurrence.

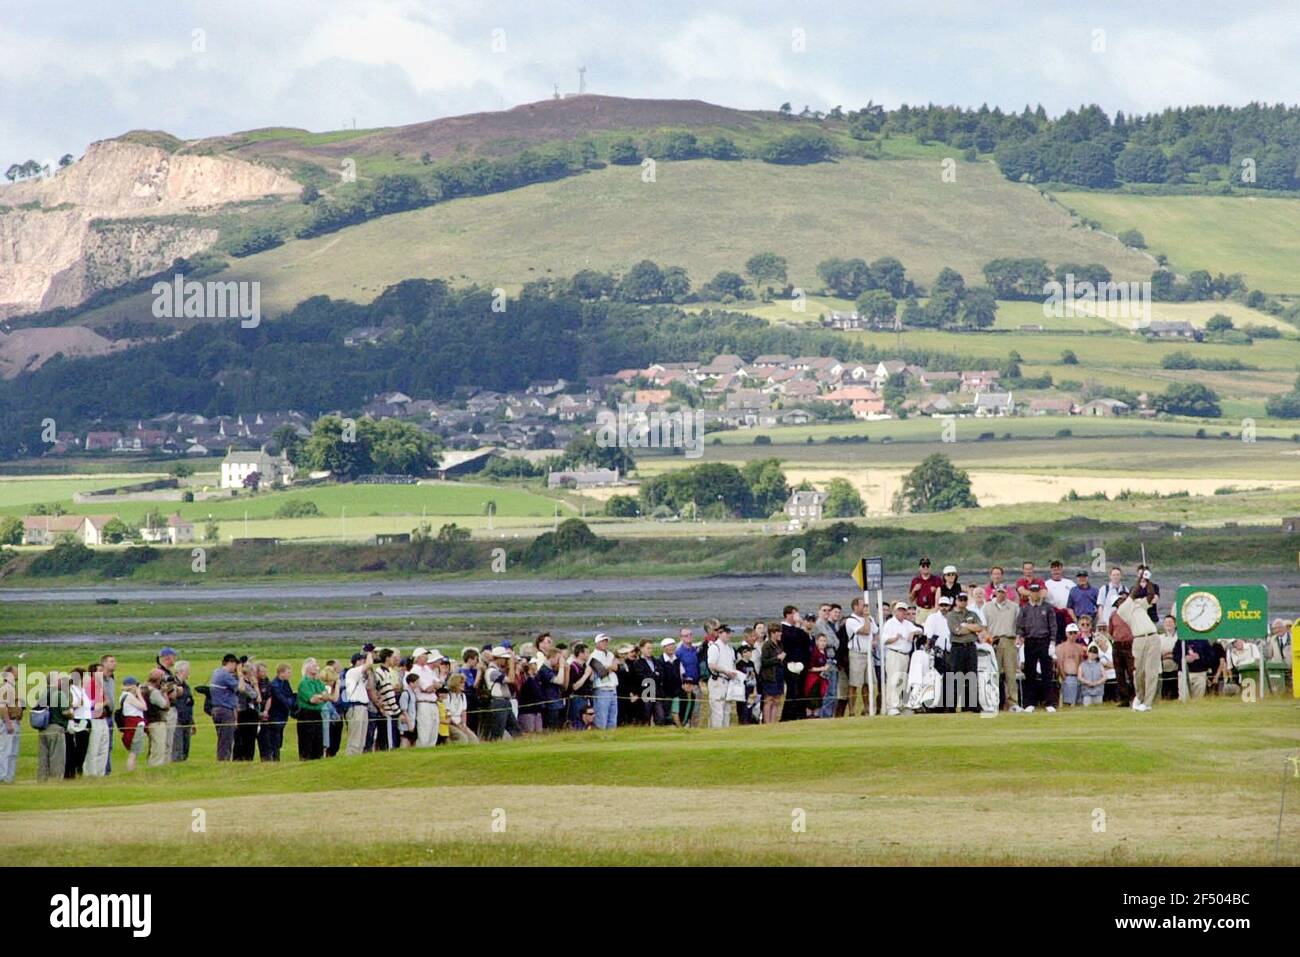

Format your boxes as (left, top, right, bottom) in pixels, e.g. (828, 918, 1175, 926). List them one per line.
(3, 0, 1299, 163)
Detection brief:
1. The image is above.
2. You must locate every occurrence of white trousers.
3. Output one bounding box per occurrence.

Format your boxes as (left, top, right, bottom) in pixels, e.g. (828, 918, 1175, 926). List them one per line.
(885, 651, 910, 712)
(84, 718, 110, 776)
(708, 679, 732, 728)
(416, 701, 440, 747)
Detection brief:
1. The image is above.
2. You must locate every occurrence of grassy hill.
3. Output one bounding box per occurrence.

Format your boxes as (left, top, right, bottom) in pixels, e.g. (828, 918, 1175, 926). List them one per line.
(66, 155, 1155, 326)
(1052, 190, 1300, 294)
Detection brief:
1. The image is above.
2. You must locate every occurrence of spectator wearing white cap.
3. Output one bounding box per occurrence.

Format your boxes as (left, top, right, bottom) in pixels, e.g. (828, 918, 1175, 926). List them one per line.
(656, 637, 685, 726)
(483, 647, 521, 740)
(881, 602, 921, 715)
(588, 634, 619, 729)
(410, 648, 441, 748)
(926, 595, 954, 711)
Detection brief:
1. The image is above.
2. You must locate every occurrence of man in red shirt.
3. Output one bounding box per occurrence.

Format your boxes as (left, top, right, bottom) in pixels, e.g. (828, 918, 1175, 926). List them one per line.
(909, 558, 940, 624)
(1015, 559, 1046, 606)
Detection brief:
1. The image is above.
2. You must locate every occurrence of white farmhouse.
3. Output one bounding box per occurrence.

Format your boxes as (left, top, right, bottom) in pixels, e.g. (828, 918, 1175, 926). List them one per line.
(221, 449, 295, 489)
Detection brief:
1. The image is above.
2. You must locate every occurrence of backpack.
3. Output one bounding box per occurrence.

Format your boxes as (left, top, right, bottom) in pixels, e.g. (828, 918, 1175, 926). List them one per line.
(29, 706, 50, 731)
(195, 684, 213, 717)
(835, 621, 850, 667)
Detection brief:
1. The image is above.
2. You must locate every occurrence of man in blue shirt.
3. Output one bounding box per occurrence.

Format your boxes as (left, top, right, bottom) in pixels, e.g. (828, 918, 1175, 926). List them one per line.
(208, 654, 242, 761)
(1066, 569, 1099, 621)
(675, 628, 701, 727)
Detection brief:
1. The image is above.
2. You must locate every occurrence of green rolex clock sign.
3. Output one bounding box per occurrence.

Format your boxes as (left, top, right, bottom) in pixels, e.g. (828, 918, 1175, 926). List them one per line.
(1175, 585, 1269, 640)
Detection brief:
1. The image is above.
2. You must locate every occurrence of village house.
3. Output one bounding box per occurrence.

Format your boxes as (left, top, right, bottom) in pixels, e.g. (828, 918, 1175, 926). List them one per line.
(1079, 398, 1131, 417)
(871, 360, 908, 390)
(547, 468, 622, 489)
(851, 397, 889, 419)
(632, 388, 673, 407)
(697, 354, 745, 378)
(785, 489, 828, 525)
(973, 391, 1016, 416)
(823, 310, 864, 330)
(220, 449, 296, 489)
(141, 513, 196, 545)
(1027, 397, 1077, 416)
(84, 431, 122, 452)
(918, 370, 961, 389)
(960, 370, 1002, 393)
(1142, 320, 1201, 341)
(822, 386, 883, 407)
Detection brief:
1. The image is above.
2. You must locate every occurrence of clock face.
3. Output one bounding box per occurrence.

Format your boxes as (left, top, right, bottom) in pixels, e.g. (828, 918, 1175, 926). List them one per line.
(1181, 591, 1222, 633)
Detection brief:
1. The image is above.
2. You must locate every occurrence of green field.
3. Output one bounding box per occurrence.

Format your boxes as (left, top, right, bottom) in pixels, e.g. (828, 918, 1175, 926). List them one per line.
(1, 480, 571, 525)
(187, 158, 1155, 318)
(0, 685, 1294, 865)
(1052, 191, 1300, 295)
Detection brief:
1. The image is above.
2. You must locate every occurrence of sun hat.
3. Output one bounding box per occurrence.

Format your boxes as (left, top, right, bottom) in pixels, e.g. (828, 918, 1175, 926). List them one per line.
(942, 565, 957, 575)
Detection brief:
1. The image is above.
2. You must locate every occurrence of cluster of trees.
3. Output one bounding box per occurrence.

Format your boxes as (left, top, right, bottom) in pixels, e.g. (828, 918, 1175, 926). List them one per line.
(817, 256, 911, 299)
(607, 131, 741, 164)
(638, 458, 791, 519)
(295, 415, 441, 478)
(1265, 372, 1300, 419)
(893, 454, 978, 513)
(1154, 383, 1222, 418)
(297, 143, 590, 239)
(4, 155, 72, 181)
(523, 252, 791, 306)
(815, 100, 1300, 191)
(898, 268, 997, 330)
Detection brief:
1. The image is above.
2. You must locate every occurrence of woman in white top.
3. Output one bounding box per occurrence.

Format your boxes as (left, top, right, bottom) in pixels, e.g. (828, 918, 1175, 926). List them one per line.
(63, 667, 91, 778)
(444, 673, 479, 744)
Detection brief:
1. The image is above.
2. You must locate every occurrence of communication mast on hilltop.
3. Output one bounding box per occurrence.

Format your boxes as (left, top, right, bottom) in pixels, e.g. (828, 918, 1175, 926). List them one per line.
(578, 65, 587, 95)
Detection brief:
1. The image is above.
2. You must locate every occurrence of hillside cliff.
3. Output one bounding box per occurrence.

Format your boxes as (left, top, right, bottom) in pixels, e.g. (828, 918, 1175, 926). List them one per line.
(0, 138, 299, 318)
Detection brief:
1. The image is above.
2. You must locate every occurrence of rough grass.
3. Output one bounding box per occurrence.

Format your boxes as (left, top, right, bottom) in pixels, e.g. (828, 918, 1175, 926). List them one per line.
(214, 157, 1153, 316)
(1052, 191, 1300, 295)
(2, 700, 1295, 865)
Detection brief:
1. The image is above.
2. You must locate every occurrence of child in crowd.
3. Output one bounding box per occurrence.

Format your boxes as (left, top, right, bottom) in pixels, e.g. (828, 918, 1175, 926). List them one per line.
(435, 686, 451, 745)
(399, 672, 419, 747)
(1056, 622, 1087, 706)
(976, 631, 1000, 714)
(1079, 646, 1106, 706)
(736, 644, 758, 724)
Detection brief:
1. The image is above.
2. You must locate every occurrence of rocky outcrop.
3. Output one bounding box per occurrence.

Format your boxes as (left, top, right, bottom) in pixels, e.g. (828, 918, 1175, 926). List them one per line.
(0, 138, 299, 318)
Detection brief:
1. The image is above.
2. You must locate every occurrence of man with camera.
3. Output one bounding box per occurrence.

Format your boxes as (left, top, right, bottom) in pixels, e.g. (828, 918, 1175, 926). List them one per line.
(207, 654, 243, 761)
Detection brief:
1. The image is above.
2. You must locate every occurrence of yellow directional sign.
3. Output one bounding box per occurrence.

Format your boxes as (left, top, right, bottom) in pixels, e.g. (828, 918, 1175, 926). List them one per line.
(850, 557, 883, 591)
(851, 559, 867, 591)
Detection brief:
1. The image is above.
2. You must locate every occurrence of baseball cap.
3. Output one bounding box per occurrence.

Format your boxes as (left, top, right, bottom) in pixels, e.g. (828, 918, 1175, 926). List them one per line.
(159, 646, 177, 658)
(937, 595, 953, 606)
(615, 643, 634, 656)
(942, 564, 957, 575)
(1076, 569, 1089, 576)
(1028, 583, 1041, 592)
(593, 633, 610, 644)
(490, 646, 511, 658)
(918, 557, 931, 566)
(1066, 623, 1080, 634)
(660, 637, 677, 648)
(995, 583, 1008, 593)
(957, 592, 969, 600)
(123, 676, 139, 686)
(350, 652, 365, 664)
(412, 647, 430, 660)
(429, 650, 447, 663)
(893, 601, 910, 611)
